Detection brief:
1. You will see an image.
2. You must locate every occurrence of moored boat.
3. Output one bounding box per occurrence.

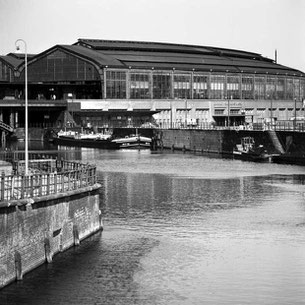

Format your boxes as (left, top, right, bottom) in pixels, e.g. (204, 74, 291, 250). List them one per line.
(53, 130, 120, 149)
(233, 137, 271, 162)
(111, 134, 152, 149)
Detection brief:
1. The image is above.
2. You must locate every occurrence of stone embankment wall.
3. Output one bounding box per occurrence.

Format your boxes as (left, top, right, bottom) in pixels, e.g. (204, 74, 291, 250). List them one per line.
(0, 184, 102, 289)
(158, 129, 305, 155)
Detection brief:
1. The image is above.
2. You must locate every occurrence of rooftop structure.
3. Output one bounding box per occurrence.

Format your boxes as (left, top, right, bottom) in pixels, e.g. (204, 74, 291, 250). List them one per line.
(0, 39, 304, 129)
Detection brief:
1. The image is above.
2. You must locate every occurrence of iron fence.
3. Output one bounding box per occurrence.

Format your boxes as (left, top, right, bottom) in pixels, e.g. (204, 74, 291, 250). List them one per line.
(0, 159, 97, 202)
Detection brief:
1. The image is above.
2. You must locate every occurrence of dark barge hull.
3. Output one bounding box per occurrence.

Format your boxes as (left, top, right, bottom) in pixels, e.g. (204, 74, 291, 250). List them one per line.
(53, 136, 121, 149)
(233, 152, 271, 162)
(272, 155, 305, 166)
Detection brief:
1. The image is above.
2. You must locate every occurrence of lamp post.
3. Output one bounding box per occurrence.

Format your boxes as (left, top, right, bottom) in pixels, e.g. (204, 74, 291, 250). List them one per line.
(170, 100, 173, 129)
(270, 97, 273, 129)
(227, 95, 232, 129)
(185, 99, 187, 128)
(15, 39, 28, 175)
(294, 97, 297, 132)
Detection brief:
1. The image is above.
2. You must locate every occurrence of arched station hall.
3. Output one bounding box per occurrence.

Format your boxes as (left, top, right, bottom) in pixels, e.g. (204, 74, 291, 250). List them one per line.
(0, 39, 304, 130)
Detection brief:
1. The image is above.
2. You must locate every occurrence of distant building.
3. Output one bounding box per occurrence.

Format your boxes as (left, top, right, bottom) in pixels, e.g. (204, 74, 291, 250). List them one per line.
(0, 39, 304, 129)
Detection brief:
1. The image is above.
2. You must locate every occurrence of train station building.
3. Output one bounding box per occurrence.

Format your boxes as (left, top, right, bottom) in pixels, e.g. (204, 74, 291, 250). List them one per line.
(0, 39, 304, 130)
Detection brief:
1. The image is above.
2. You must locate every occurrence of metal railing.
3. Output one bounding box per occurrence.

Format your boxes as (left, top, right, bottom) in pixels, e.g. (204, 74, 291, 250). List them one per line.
(0, 159, 97, 202)
(0, 121, 14, 133)
(141, 121, 305, 132)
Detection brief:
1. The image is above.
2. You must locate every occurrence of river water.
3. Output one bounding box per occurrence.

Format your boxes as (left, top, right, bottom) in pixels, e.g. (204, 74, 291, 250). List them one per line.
(1, 147, 305, 305)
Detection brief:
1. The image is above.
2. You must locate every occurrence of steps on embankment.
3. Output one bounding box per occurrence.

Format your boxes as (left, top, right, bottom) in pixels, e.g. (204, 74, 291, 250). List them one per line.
(267, 130, 285, 154)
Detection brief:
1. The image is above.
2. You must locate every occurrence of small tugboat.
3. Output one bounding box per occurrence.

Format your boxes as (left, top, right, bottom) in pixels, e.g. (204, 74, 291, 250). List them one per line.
(233, 137, 271, 162)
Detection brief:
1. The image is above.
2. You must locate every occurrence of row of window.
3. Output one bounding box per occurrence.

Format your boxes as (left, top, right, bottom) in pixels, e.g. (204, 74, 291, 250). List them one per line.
(0, 61, 14, 82)
(105, 71, 305, 100)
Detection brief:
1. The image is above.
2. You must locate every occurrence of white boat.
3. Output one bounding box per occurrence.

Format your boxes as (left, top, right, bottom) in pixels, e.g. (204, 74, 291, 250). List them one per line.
(112, 133, 152, 149)
(54, 130, 120, 149)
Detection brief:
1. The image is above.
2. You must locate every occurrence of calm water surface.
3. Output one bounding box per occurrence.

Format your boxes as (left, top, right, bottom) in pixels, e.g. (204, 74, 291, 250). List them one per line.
(1, 147, 305, 305)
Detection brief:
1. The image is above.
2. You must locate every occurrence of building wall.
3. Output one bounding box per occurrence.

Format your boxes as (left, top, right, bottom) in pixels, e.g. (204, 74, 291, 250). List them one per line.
(152, 99, 305, 127)
(0, 184, 102, 289)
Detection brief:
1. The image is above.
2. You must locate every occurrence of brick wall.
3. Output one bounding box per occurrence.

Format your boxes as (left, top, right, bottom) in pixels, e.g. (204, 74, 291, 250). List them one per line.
(0, 184, 102, 289)
(160, 129, 227, 153)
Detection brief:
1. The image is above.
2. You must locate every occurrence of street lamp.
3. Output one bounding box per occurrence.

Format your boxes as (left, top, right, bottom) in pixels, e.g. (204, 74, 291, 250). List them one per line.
(15, 39, 28, 175)
(227, 95, 232, 129)
(294, 97, 297, 132)
(185, 99, 187, 127)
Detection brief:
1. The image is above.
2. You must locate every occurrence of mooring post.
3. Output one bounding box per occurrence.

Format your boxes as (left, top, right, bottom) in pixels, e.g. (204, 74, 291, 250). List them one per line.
(59, 234, 63, 252)
(44, 237, 53, 263)
(99, 210, 104, 231)
(73, 224, 80, 246)
(14, 251, 23, 280)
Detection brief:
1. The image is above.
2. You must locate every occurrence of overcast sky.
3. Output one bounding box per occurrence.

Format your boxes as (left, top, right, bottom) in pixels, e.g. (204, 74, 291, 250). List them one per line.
(1, 0, 304, 72)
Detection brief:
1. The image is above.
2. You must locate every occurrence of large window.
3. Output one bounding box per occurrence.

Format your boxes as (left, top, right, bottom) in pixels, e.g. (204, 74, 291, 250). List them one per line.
(227, 74, 240, 99)
(293, 79, 300, 99)
(106, 71, 126, 99)
(153, 73, 171, 99)
(300, 79, 305, 99)
(276, 77, 285, 100)
(27, 50, 100, 82)
(193, 74, 209, 99)
(241, 75, 254, 99)
(210, 75, 225, 99)
(173, 74, 191, 99)
(266, 76, 276, 99)
(0, 61, 13, 82)
(286, 78, 294, 100)
(195, 108, 209, 123)
(0, 61, 3, 80)
(130, 73, 150, 99)
(254, 76, 265, 99)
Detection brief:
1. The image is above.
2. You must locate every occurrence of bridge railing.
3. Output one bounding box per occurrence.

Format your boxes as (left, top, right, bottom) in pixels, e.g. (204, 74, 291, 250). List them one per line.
(0, 159, 97, 202)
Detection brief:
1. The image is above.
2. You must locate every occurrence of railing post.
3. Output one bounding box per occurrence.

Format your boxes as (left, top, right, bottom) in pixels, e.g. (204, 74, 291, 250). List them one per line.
(61, 172, 65, 192)
(54, 173, 57, 194)
(68, 172, 71, 191)
(30, 175, 34, 198)
(1, 172, 5, 201)
(39, 174, 43, 197)
(21, 175, 25, 199)
(80, 169, 83, 188)
(46, 173, 50, 195)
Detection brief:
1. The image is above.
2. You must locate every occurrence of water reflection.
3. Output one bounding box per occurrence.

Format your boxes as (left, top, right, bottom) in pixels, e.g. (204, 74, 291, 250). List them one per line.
(1, 147, 305, 304)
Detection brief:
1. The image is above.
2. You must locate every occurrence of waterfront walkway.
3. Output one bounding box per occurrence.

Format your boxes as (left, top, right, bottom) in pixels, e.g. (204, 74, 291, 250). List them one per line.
(0, 157, 97, 203)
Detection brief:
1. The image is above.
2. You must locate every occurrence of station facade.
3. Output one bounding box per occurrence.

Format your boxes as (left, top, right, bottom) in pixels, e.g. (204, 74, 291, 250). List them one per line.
(0, 39, 304, 129)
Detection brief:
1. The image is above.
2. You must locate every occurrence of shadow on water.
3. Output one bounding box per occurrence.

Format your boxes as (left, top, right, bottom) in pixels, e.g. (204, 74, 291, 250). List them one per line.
(0, 231, 159, 305)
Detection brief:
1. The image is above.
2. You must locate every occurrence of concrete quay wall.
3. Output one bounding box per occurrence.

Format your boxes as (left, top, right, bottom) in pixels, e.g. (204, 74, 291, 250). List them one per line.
(0, 184, 102, 289)
(158, 129, 305, 155)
